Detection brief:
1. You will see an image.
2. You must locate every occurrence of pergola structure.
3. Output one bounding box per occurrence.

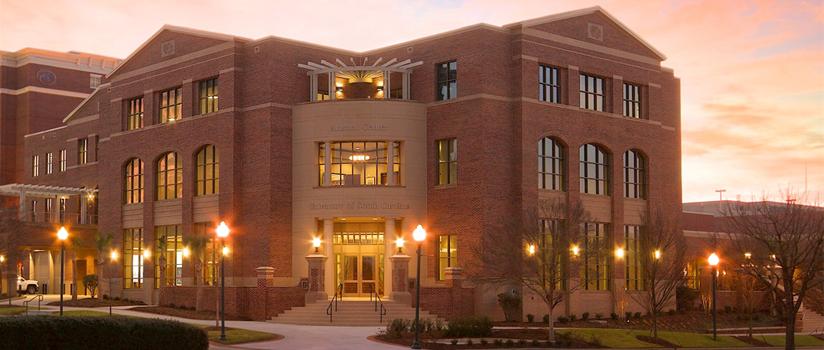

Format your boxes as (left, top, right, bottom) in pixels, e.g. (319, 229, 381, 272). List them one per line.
(0, 183, 96, 223)
(298, 57, 423, 101)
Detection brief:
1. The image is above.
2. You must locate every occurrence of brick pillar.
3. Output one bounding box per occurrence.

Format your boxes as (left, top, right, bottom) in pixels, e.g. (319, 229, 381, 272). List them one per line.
(305, 254, 327, 303)
(254, 267, 274, 321)
(390, 254, 410, 304)
(256, 266, 274, 287)
(567, 65, 580, 107)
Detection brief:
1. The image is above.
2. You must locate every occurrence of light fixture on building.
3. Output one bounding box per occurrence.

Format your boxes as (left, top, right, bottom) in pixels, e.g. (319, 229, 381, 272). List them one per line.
(0, 255, 4, 263)
(744, 252, 752, 260)
(614, 247, 625, 259)
(570, 244, 580, 257)
(110, 250, 118, 262)
(142, 249, 151, 259)
(182, 247, 191, 258)
(335, 83, 344, 94)
(653, 250, 662, 260)
(222, 246, 230, 256)
(312, 237, 322, 253)
(527, 244, 536, 256)
(395, 237, 405, 253)
(348, 154, 370, 162)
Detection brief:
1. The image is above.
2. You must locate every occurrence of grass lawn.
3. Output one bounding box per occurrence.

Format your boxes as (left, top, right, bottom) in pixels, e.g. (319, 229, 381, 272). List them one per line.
(203, 326, 282, 345)
(0, 306, 26, 316)
(753, 335, 824, 347)
(559, 328, 659, 348)
(51, 310, 120, 317)
(656, 330, 749, 347)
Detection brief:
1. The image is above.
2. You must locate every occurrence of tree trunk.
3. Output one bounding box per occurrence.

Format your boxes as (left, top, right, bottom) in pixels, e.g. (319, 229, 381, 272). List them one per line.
(547, 302, 555, 344)
(783, 275, 795, 350)
(71, 252, 78, 301)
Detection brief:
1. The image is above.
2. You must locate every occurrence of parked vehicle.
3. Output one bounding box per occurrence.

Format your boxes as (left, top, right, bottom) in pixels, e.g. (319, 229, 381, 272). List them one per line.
(16, 276, 38, 294)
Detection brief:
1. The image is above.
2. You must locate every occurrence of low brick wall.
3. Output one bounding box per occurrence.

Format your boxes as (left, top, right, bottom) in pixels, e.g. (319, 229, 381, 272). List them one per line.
(159, 285, 305, 321)
(415, 284, 475, 320)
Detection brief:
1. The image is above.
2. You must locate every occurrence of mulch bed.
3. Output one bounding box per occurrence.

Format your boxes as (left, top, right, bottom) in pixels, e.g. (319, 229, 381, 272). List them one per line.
(372, 330, 599, 349)
(734, 336, 772, 347)
(813, 334, 824, 341)
(637, 335, 678, 348)
(130, 306, 249, 321)
(47, 298, 144, 307)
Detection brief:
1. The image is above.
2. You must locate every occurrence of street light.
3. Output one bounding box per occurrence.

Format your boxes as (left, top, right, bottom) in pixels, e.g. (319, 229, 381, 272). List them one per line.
(0, 255, 5, 306)
(109, 250, 118, 316)
(411, 224, 426, 349)
(57, 226, 69, 316)
(215, 221, 230, 342)
(708, 252, 720, 340)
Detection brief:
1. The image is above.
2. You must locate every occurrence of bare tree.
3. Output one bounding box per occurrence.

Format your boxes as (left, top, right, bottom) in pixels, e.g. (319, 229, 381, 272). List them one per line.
(0, 208, 25, 299)
(628, 210, 687, 338)
(734, 271, 761, 338)
(723, 195, 824, 350)
(472, 198, 587, 344)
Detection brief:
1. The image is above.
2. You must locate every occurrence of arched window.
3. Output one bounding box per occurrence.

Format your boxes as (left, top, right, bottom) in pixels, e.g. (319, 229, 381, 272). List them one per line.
(195, 145, 219, 196)
(156, 152, 182, 200)
(623, 149, 646, 199)
(124, 158, 144, 204)
(538, 137, 564, 190)
(579, 144, 609, 195)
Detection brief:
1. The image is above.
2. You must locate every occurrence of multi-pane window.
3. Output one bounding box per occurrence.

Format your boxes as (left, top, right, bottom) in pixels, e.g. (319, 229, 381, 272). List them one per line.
(538, 137, 564, 190)
(436, 60, 457, 101)
(158, 87, 182, 124)
(58, 198, 66, 224)
(32, 155, 39, 177)
(539, 219, 565, 290)
(623, 150, 646, 199)
(155, 225, 183, 287)
(124, 158, 144, 204)
(539, 65, 560, 103)
(199, 78, 219, 114)
(194, 223, 218, 286)
(623, 83, 641, 118)
(436, 138, 457, 186)
(323, 141, 399, 186)
(579, 144, 609, 195)
(78, 138, 88, 165)
(123, 228, 144, 289)
(625, 225, 643, 290)
(90, 74, 102, 89)
(59, 149, 67, 172)
(579, 74, 605, 111)
(196, 145, 219, 196)
(29, 200, 37, 222)
(582, 222, 609, 290)
(156, 152, 182, 200)
(685, 260, 700, 289)
(126, 97, 144, 130)
(44, 198, 52, 223)
(438, 235, 458, 280)
(46, 152, 53, 175)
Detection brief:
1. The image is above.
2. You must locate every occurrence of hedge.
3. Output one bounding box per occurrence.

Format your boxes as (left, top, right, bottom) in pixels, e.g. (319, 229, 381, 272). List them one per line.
(0, 316, 208, 350)
(443, 316, 493, 338)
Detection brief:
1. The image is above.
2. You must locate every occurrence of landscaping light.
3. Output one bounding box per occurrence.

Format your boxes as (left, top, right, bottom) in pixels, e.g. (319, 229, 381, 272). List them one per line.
(412, 225, 426, 242)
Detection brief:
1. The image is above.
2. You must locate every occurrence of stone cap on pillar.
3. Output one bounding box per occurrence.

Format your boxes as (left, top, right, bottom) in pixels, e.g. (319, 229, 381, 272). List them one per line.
(256, 266, 275, 287)
(306, 253, 327, 261)
(390, 254, 410, 260)
(444, 266, 464, 280)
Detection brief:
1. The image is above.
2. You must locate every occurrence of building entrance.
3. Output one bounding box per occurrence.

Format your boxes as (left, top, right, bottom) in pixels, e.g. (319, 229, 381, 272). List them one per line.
(333, 220, 384, 297)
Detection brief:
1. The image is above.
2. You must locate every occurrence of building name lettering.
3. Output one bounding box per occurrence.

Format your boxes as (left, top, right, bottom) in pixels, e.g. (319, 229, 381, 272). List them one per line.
(310, 201, 410, 210)
(330, 123, 387, 132)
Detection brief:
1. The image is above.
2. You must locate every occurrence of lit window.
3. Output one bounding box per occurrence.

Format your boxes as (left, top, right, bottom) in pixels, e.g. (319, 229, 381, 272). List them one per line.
(539, 219, 565, 290)
(32, 155, 39, 177)
(158, 87, 182, 124)
(436, 138, 457, 186)
(58, 198, 66, 224)
(579, 144, 609, 195)
(625, 225, 643, 290)
(124, 158, 144, 204)
(195, 145, 219, 196)
(322, 141, 400, 186)
(623, 150, 646, 199)
(579, 74, 605, 111)
(538, 137, 564, 190)
(199, 78, 219, 114)
(438, 235, 458, 280)
(436, 61, 457, 101)
(582, 222, 609, 290)
(59, 149, 67, 172)
(126, 97, 144, 130)
(539, 65, 560, 103)
(123, 228, 144, 289)
(46, 152, 53, 175)
(78, 138, 88, 165)
(156, 152, 182, 200)
(155, 225, 183, 287)
(195, 223, 218, 286)
(623, 83, 641, 118)
(44, 198, 52, 223)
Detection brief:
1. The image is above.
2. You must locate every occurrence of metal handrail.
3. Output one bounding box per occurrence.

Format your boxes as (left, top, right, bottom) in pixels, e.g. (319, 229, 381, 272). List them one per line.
(325, 283, 343, 323)
(370, 290, 387, 323)
(23, 294, 43, 315)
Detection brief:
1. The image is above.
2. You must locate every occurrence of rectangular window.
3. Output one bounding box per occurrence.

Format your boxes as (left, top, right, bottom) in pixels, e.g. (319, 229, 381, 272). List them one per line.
(623, 83, 641, 118)
(538, 138, 564, 190)
(539, 219, 565, 290)
(579, 74, 605, 111)
(436, 138, 457, 186)
(77, 138, 88, 165)
(579, 144, 609, 195)
(436, 60, 457, 101)
(155, 225, 183, 287)
(90, 74, 102, 89)
(624, 225, 643, 290)
(539, 65, 560, 103)
(438, 235, 458, 280)
(199, 78, 219, 114)
(59, 149, 67, 172)
(126, 97, 144, 130)
(194, 223, 218, 286)
(685, 260, 700, 289)
(323, 141, 397, 187)
(582, 222, 609, 291)
(44, 198, 52, 223)
(29, 200, 37, 222)
(123, 228, 144, 289)
(158, 87, 182, 124)
(32, 155, 39, 177)
(46, 152, 53, 175)
(58, 198, 66, 224)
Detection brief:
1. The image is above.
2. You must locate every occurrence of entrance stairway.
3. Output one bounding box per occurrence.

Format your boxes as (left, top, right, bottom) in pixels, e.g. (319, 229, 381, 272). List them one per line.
(800, 287, 824, 332)
(270, 298, 441, 326)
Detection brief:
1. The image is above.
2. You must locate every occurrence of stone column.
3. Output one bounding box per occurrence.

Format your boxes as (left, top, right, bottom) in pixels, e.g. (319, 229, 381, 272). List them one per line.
(305, 255, 327, 303)
(384, 219, 395, 296)
(323, 219, 334, 295)
(390, 254, 410, 304)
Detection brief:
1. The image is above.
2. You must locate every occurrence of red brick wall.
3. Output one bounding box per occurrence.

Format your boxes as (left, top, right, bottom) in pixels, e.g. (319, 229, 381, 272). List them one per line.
(159, 285, 305, 320)
(416, 285, 475, 320)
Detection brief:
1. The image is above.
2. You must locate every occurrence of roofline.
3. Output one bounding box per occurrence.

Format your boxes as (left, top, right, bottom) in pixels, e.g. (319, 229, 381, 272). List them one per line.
(61, 83, 109, 123)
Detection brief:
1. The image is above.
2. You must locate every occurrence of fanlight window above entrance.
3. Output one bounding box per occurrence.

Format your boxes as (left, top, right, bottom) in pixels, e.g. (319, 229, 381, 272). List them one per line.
(333, 221, 385, 245)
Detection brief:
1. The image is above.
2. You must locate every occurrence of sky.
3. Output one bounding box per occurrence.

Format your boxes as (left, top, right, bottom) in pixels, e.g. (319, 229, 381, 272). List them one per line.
(1, 0, 822, 203)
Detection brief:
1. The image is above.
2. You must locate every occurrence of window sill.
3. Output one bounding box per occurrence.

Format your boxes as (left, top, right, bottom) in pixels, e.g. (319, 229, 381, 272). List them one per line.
(433, 184, 457, 190)
(313, 185, 406, 189)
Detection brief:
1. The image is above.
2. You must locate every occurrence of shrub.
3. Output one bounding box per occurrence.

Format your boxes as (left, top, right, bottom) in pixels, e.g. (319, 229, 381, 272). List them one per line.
(496, 292, 522, 322)
(589, 335, 603, 347)
(466, 339, 473, 346)
(625, 311, 633, 320)
(557, 316, 569, 323)
(633, 312, 642, 319)
(542, 314, 550, 324)
(724, 305, 733, 313)
(531, 339, 540, 346)
(667, 309, 676, 316)
(480, 339, 488, 345)
(676, 286, 700, 311)
(505, 339, 515, 347)
(526, 314, 534, 323)
(493, 339, 503, 346)
(444, 316, 493, 338)
(594, 313, 603, 320)
(450, 339, 458, 345)
(386, 318, 410, 338)
(0, 316, 207, 349)
(610, 312, 618, 320)
(581, 312, 590, 320)
(569, 314, 577, 321)
(555, 332, 575, 347)
(518, 339, 526, 346)
(83, 274, 99, 298)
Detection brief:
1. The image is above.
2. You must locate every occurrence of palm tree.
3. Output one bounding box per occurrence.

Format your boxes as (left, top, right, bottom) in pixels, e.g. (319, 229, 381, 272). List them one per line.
(156, 235, 167, 289)
(92, 232, 112, 299)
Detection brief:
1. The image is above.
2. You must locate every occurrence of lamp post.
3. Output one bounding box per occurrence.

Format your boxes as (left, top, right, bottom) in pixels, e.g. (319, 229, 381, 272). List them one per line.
(215, 221, 230, 342)
(708, 252, 720, 340)
(0, 255, 5, 305)
(109, 250, 118, 316)
(411, 225, 426, 349)
(57, 226, 69, 316)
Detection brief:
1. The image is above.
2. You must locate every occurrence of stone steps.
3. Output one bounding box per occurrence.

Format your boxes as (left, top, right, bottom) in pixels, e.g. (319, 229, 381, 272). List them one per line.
(270, 299, 442, 326)
(800, 303, 824, 333)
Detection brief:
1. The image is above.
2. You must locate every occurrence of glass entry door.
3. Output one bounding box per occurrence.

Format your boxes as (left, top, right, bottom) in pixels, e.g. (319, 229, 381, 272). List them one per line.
(342, 255, 377, 296)
(333, 220, 385, 297)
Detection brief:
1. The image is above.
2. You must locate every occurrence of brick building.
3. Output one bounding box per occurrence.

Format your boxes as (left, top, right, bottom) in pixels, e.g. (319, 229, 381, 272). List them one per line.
(1, 7, 683, 321)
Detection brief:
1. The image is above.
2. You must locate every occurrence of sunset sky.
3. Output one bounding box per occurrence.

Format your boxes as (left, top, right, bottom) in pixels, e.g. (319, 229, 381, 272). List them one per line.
(1, 0, 821, 203)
